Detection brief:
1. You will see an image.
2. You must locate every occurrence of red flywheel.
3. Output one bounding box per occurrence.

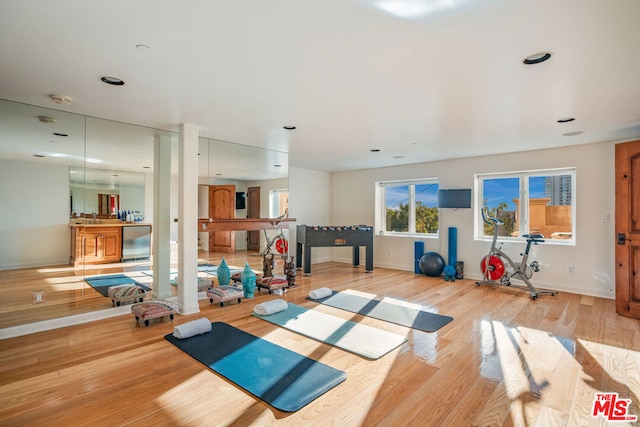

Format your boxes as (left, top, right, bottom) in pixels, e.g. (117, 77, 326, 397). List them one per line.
(275, 238, 289, 254)
(480, 255, 505, 281)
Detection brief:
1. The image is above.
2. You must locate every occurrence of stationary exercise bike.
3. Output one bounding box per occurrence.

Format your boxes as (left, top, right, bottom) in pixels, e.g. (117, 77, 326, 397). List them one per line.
(476, 208, 557, 300)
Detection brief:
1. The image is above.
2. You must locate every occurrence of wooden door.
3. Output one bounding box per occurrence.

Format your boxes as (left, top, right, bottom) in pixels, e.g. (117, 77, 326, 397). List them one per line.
(101, 229, 121, 262)
(247, 186, 261, 251)
(615, 140, 640, 318)
(82, 232, 101, 263)
(209, 185, 236, 253)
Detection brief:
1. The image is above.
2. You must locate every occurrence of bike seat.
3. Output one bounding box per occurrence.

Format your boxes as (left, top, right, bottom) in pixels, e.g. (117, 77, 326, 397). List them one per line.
(523, 233, 544, 242)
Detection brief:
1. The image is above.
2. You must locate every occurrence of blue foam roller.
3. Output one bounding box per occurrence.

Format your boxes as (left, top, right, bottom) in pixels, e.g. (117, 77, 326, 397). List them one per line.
(448, 227, 457, 267)
(414, 241, 424, 274)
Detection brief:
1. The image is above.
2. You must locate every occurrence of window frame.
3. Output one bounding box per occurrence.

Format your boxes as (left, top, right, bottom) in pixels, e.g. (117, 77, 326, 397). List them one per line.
(475, 167, 576, 245)
(268, 188, 289, 218)
(375, 178, 440, 238)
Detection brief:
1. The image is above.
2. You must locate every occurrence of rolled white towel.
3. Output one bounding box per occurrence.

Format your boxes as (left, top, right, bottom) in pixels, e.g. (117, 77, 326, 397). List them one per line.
(308, 287, 332, 300)
(254, 299, 289, 316)
(173, 318, 212, 339)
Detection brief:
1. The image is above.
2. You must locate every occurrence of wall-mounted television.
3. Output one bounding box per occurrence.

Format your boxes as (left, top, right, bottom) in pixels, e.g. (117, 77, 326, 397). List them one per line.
(437, 189, 471, 209)
(235, 192, 246, 210)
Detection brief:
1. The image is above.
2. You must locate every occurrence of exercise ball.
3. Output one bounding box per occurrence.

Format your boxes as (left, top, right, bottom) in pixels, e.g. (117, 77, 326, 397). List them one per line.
(419, 252, 445, 277)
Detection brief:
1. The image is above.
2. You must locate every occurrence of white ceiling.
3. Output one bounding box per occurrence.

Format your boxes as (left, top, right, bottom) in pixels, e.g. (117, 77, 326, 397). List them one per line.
(1, 0, 639, 173)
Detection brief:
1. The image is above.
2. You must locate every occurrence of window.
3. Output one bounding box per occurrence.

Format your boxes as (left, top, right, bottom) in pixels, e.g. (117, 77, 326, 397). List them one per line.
(269, 189, 289, 218)
(376, 179, 439, 236)
(476, 168, 575, 242)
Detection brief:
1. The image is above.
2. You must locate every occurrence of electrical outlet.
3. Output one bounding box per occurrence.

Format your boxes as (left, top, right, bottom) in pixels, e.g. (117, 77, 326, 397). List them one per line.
(32, 290, 45, 304)
(602, 214, 610, 223)
(567, 265, 575, 275)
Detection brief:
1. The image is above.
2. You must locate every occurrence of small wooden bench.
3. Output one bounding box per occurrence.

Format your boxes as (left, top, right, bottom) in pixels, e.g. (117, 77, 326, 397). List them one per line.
(131, 301, 179, 326)
(206, 285, 244, 307)
(256, 276, 289, 294)
(108, 285, 147, 306)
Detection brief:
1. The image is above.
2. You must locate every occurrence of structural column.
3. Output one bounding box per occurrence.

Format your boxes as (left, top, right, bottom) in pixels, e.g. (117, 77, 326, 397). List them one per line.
(152, 134, 172, 299)
(177, 123, 200, 315)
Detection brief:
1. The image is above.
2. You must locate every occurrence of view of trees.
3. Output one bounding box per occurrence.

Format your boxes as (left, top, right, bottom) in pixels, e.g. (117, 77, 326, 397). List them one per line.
(386, 202, 439, 233)
(483, 202, 516, 236)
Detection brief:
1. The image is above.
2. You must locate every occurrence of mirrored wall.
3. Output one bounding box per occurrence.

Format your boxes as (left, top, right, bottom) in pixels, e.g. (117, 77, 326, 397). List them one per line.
(0, 98, 288, 329)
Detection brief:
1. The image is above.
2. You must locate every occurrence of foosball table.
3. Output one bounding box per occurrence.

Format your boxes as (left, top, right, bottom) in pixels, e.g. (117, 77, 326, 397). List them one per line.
(295, 225, 373, 276)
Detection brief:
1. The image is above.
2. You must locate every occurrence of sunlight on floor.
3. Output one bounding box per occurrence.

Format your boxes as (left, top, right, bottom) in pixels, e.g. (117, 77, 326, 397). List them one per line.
(47, 281, 87, 292)
(485, 320, 640, 425)
(577, 338, 640, 401)
(36, 260, 151, 274)
(489, 321, 579, 425)
(406, 329, 439, 364)
(156, 370, 262, 424)
(342, 288, 439, 313)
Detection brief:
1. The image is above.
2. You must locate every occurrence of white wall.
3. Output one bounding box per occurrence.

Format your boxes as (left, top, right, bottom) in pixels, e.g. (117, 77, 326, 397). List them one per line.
(0, 159, 70, 268)
(119, 184, 145, 215)
(289, 167, 332, 264)
(1, 142, 618, 299)
(329, 141, 616, 299)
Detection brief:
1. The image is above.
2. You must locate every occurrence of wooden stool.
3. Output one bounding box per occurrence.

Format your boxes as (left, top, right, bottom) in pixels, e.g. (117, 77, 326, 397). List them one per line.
(108, 285, 147, 306)
(206, 285, 244, 307)
(256, 277, 289, 294)
(131, 301, 179, 326)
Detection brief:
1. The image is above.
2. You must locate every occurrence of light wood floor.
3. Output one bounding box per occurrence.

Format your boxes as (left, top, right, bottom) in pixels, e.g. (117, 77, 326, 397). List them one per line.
(1, 257, 639, 426)
(0, 253, 247, 329)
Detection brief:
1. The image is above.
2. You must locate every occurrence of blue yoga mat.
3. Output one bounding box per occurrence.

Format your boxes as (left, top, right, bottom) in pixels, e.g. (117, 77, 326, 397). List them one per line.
(164, 322, 347, 412)
(85, 274, 151, 297)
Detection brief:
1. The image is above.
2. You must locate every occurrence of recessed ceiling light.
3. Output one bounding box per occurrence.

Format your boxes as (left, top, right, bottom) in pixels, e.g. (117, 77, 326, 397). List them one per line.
(216, 173, 222, 176)
(283, 126, 296, 130)
(33, 154, 45, 158)
(370, 149, 381, 152)
(53, 132, 68, 137)
(274, 164, 282, 167)
(143, 166, 151, 169)
(557, 117, 575, 123)
(100, 76, 125, 86)
(563, 131, 584, 137)
(49, 94, 73, 105)
(523, 52, 552, 65)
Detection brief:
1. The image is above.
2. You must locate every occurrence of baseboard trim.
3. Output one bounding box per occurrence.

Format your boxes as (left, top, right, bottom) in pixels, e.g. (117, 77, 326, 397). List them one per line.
(0, 293, 212, 340)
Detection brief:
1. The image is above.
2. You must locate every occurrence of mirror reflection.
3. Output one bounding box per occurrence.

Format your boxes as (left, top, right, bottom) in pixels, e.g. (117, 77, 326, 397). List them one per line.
(185, 137, 290, 291)
(70, 167, 146, 220)
(0, 98, 289, 330)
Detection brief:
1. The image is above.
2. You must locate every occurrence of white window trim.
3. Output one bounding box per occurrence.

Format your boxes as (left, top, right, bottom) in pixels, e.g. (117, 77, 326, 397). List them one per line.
(475, 167, 576, 245)
(376, 178, 439, 238)
(268, 188, 288, 218)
